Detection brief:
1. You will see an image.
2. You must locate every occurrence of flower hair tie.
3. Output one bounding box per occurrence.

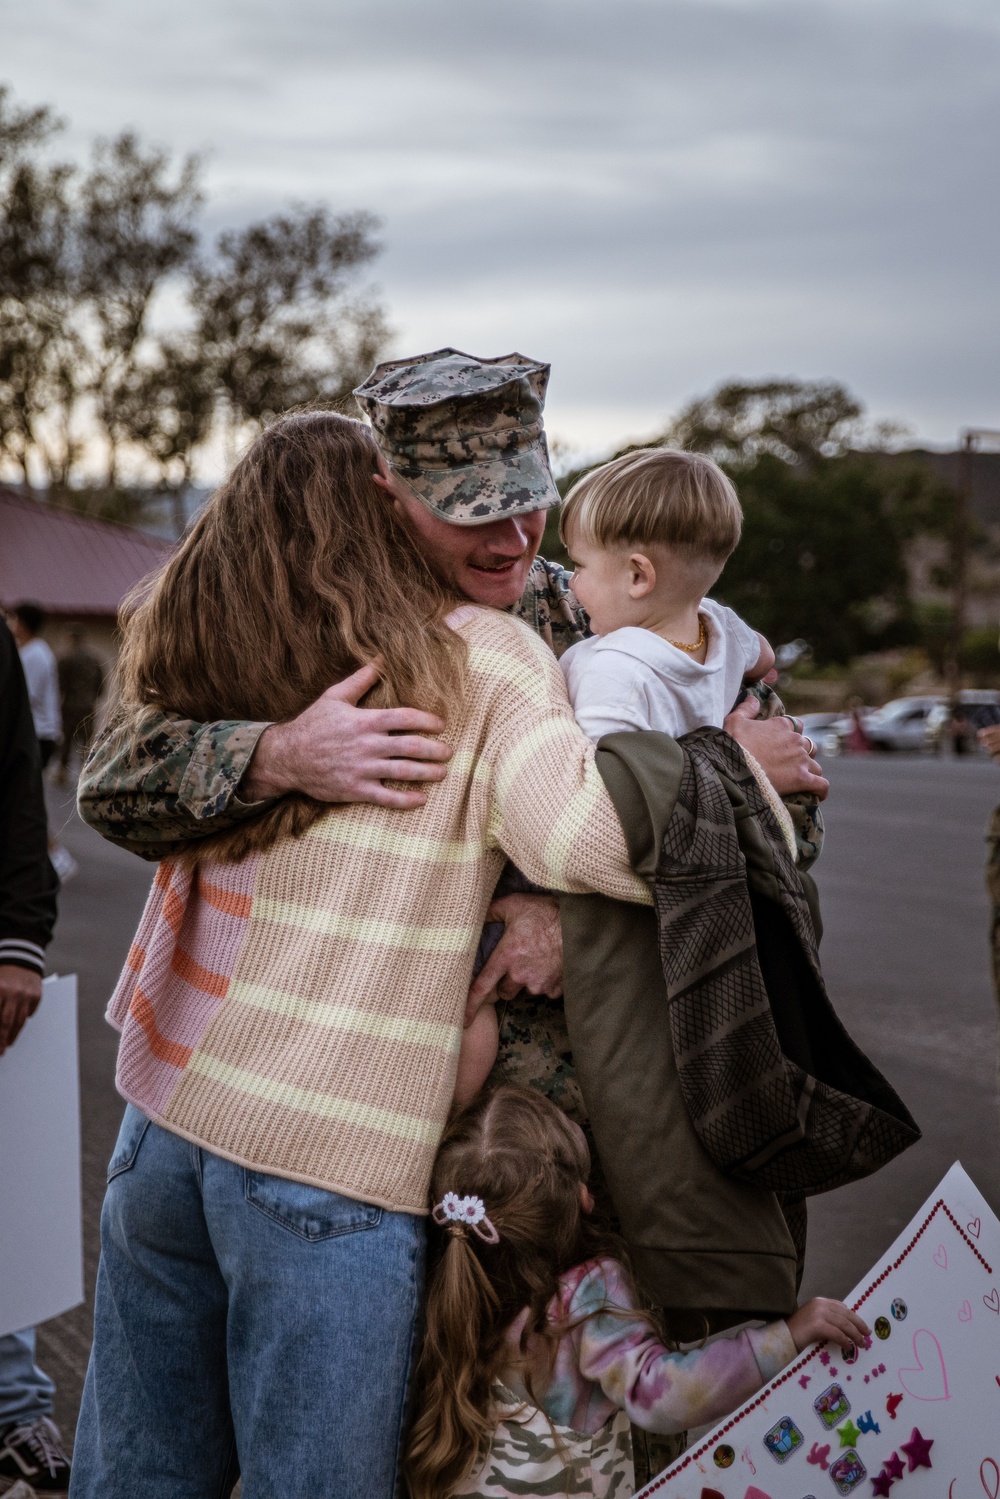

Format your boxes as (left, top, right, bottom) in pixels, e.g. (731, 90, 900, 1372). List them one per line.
(432, 1192, 500, 1244)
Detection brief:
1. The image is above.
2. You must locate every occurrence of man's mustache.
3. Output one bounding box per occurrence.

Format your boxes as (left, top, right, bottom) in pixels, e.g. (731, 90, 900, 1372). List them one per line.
(467, 550, 529, 572)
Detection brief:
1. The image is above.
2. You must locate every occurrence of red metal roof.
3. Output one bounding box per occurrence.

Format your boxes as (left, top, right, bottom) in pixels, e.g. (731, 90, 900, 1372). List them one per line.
(0, 488, 174, 618)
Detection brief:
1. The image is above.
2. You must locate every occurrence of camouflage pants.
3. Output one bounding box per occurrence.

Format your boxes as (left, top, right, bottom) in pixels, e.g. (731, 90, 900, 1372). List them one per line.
(486, 992, 687, 1486)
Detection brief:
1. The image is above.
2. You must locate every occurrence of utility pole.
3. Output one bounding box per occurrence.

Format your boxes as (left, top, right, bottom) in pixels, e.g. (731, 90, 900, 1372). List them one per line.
(945, 427, 1000, 703)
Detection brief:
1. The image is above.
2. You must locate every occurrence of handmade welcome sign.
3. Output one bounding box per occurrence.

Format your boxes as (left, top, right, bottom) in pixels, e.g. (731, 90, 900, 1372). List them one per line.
(638, 1164, 1000, 1499)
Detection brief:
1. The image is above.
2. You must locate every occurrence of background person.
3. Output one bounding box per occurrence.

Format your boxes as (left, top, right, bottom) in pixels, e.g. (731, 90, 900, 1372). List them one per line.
(7, 603, 77, 884)
(0, 618, 72, 1494)
(55, 630, 105, 787)
(979, 721, 1000, 1009)
(7, 603, 61, 771)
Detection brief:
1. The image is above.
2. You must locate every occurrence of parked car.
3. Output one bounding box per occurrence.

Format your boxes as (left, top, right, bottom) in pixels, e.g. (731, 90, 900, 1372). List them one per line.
(800, 711, 853, 755)
(863, 696, 947, 752)
(929, 689, 1000, 754)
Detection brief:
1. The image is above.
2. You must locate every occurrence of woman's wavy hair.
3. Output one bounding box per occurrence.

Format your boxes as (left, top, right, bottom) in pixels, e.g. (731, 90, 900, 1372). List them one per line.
(115, 411, 467, 862)
(406, 1085, 661, 1499)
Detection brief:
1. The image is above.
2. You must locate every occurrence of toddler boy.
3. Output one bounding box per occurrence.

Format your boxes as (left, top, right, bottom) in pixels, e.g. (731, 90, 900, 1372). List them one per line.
(455, 447, 787, 1109)
(558, 446, 775, 742)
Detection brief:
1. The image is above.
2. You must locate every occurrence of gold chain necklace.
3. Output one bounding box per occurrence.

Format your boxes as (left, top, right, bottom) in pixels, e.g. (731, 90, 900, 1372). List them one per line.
(666, 615, 707, 653)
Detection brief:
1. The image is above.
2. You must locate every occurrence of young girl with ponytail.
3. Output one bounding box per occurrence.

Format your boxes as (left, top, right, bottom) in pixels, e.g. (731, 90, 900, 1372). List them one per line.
(407, 1086, 869, 1499)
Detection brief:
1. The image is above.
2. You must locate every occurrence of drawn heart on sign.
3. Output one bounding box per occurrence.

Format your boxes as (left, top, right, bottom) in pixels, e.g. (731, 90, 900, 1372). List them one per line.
(933, 1245, 948, 1268)
(984, 1289, 1000, 1315)
(898, 1328, 950, 1401)
(959, 1300, 973, 1322)
(744, 1487, 773, 1499)
(968, 1217, 981, 1239)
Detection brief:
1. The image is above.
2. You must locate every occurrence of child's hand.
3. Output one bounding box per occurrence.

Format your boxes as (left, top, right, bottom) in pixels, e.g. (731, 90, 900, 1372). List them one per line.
(786, 1298, 870, 1354)
(744, 631, 776, 683)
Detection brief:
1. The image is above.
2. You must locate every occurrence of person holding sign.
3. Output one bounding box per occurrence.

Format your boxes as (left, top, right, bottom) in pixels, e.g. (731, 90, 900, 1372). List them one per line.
(0, 620, 72, 1494)
(407, 1086, 868, 1499)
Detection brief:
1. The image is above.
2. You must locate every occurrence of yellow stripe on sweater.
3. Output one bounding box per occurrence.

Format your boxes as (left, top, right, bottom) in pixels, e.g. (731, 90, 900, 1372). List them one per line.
(251, 897, 480, 952)
(543, 772, 605, 886)
(306, 817, 484, 865)
(186, 1051, 443, 1145)
(229, 979, 461, 1052)
(492, 717, 580, 806)
(466, 644, 553, 707)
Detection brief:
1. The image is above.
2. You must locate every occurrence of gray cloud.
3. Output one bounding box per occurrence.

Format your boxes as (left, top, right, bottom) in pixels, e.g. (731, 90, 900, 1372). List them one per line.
(2, 0, 998, 453)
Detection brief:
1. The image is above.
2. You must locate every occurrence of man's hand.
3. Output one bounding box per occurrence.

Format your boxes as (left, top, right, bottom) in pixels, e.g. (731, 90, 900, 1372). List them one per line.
(465, 894, 563, 1023)
(724, 696, 830, 800)
(0, 964, 42, 1054)
(242, 663, 453, 811)
(979, 725, 1000, 761)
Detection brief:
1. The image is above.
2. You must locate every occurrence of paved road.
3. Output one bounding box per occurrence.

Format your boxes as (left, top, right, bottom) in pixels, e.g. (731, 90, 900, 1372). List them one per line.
(799, 755, 1000, 1299)
(33, 785, 156, 1444)
(26, 755, 1000, 1449)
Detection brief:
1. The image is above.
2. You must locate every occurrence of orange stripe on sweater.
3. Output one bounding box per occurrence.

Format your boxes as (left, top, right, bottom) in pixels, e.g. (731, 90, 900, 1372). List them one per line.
(162, 885, 185, 937)
(130, 987, 192, 1069)
(154, 861, 175, 891)
(198, 880, 252, 920)
(171, 946, 230, 1000)
(126, 941, 147, 973)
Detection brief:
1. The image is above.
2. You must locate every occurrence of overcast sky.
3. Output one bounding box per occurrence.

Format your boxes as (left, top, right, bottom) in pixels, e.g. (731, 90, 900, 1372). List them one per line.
(3, 0, 998, 460)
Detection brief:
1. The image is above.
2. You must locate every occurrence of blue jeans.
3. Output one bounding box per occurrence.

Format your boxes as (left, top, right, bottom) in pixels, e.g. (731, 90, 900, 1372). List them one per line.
(0, 1329, 55, 1429)
(72, 1106, 426, 1499)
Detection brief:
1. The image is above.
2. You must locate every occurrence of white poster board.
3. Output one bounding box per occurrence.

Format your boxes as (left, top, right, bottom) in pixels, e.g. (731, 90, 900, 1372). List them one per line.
(0, 974, 83, 1336)
(640, 1163, 1000, 1499)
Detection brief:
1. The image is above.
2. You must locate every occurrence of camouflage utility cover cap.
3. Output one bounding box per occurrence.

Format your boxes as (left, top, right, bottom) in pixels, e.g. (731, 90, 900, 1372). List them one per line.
(353, 347, 562, 526)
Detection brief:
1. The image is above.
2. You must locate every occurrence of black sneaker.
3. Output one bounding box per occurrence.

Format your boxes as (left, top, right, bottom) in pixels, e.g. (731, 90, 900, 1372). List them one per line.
(0, 1415, 71, 1492)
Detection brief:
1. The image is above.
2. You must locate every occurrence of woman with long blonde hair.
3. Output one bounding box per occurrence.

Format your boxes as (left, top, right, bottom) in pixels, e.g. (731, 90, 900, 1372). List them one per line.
(72, 411, 656, 1499)
(409, 1086, 869, 1499)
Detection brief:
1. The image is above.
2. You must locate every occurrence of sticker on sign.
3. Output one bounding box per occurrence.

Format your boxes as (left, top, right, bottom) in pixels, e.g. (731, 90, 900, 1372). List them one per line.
(637, 1163, 1000, 1499)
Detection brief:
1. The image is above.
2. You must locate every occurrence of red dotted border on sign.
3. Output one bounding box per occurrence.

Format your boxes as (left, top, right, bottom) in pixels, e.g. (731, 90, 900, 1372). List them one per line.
(639, 1198, 993, 1496)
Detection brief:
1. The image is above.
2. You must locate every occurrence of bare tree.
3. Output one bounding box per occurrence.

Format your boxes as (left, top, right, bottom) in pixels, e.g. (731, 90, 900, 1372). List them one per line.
(192, 206, 387, 448)
(74, 132, 201, 487)
(0, 87, 390, 524)
(0, 89, 76, 488)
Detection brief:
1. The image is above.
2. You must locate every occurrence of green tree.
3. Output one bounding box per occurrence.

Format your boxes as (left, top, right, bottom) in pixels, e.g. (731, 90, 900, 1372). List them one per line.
(665, 378, 864, 467)
(714, 452, 919, 663)
(552, 378, 943, 664)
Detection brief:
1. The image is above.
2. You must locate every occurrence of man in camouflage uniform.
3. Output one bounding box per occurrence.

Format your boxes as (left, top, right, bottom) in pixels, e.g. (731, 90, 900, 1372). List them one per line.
(81, 345, 823, 1111)
(80, 347, 826, 1480)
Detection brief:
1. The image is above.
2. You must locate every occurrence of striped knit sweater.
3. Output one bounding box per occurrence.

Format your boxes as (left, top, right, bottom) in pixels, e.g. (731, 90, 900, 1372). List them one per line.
(108, 607, 651, 1214)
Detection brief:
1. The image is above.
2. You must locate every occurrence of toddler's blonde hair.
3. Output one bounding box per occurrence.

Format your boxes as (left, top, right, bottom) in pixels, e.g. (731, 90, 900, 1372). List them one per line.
(560, 447, 742, 562)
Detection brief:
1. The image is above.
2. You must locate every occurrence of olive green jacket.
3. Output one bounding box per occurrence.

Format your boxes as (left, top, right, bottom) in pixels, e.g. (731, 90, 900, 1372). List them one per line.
(561, 731, 810, 1323)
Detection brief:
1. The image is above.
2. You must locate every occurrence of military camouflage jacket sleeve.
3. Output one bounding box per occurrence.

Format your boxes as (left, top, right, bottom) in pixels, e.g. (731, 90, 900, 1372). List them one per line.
(77, 708, 273, 861)
(511, 555, 590, 658)
(77, 557, 822, 868)
(76, 558, 585, 860)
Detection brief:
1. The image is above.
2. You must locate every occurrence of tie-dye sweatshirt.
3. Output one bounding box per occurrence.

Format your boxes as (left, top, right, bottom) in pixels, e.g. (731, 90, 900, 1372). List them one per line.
(502, 1258, 796, 1437)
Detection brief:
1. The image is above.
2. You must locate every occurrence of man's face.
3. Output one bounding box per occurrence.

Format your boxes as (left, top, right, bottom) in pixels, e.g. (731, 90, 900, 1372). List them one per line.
(380, 467, 548, 609)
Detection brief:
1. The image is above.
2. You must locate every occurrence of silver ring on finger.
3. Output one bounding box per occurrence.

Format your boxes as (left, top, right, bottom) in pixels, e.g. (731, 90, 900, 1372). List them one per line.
(786, 714, 804, 735)
(804, 735, 816, 757)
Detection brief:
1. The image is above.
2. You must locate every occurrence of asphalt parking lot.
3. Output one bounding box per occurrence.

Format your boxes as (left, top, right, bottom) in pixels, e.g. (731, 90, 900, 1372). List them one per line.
(27, 751, 1000, 1449)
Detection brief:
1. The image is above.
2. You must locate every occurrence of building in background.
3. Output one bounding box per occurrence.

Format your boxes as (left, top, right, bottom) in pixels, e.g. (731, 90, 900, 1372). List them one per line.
(0, 487, 174, 703)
